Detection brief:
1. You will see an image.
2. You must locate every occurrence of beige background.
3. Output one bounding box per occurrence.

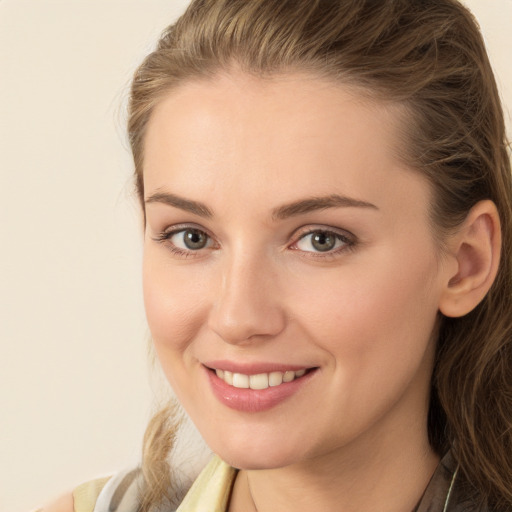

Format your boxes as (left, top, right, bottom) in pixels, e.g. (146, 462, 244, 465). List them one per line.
(0, 1, 510, 511)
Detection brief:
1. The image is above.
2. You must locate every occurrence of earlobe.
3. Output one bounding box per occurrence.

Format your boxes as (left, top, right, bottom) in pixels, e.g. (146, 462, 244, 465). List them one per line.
(439, 200, 501, 318)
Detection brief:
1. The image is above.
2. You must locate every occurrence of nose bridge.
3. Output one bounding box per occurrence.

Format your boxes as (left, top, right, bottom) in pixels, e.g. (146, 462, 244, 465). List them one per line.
(208, 245, 285, 344)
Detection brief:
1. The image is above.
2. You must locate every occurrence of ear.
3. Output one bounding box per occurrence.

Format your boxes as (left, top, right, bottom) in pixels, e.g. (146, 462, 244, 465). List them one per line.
(439, 200, 501, 318)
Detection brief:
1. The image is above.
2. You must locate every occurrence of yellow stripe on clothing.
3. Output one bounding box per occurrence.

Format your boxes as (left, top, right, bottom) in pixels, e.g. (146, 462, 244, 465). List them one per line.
(73, 476, 111, 512)
(177, 456, 237, 512)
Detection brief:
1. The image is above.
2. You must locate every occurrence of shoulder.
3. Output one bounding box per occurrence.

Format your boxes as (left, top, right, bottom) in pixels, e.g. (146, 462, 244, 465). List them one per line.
(39, 493, 74, 512)
(73, 475, 112, 512)
(39, 457, 234, 512)
(77, 469, 141, 512)
(39, 475, 112, 512)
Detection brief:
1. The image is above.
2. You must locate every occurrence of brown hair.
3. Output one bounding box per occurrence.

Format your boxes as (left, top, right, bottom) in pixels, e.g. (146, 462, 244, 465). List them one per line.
(128, 0, 512, 509)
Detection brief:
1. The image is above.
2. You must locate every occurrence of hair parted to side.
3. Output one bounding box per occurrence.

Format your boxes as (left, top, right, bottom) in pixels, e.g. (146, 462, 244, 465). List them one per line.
(129, 0, 512, 509)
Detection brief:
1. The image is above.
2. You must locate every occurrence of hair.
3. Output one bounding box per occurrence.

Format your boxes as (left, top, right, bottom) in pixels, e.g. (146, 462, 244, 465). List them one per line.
(128, 0, 512, 509)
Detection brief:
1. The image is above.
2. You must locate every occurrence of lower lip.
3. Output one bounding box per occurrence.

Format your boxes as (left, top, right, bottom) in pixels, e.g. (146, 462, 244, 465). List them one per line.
(205, 367, 317, 413)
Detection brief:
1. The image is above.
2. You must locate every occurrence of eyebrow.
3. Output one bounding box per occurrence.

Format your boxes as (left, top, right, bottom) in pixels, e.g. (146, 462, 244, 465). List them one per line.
(145, 192, 213, 218)
(271, 194, 378, 220)
(144, 191, 377, 220)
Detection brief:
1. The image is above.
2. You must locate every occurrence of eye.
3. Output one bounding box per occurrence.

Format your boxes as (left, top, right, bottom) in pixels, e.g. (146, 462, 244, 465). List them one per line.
(169, 228, 211, 250)
(294, 229, 352, 253)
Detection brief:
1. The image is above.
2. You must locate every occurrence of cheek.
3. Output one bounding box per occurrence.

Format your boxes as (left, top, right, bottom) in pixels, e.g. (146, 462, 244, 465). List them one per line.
(142, 250, 214, 411)
(280, 250, 440, 449)
(142, 247, 210, 355)
(290, 244, 440, 375)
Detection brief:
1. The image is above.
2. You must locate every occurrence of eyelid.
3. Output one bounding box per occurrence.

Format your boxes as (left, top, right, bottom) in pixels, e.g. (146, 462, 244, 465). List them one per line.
(288, 225, 357, 255)
(290, 224, 356, 243)
(153, 222, 214, 239)
(151, 222, 356, 258)
(151, 223, 218, 256)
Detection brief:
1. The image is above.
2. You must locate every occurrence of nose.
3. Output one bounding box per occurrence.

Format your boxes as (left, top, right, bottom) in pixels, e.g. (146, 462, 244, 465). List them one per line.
(207, 253, 286, 345)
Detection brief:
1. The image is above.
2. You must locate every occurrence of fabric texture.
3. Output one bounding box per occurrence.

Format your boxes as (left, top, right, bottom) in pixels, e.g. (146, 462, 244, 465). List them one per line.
(175, 456, 236, 511)
(74, 451, 492, 512)
(72, 477, 111, 512)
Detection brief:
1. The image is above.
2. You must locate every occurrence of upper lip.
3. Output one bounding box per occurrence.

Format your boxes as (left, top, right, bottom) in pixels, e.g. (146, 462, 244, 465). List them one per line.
(203, 360, 315, 375)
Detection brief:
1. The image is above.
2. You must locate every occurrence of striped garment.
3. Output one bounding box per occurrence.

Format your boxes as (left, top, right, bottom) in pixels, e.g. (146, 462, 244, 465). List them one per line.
(72, 451, 491, 512)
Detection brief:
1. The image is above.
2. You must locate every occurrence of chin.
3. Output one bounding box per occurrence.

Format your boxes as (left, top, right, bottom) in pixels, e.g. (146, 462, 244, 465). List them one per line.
(204, 429, 308, 470)
(221, 448, 300, 471)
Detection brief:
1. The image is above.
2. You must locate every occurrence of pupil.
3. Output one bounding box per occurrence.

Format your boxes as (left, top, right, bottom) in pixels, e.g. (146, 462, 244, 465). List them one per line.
(312, 232, 335, 252)
(184, 229, 207, 249)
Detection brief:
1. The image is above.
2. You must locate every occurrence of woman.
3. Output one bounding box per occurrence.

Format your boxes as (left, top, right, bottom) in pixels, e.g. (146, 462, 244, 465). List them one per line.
(44, 0, 512, 510)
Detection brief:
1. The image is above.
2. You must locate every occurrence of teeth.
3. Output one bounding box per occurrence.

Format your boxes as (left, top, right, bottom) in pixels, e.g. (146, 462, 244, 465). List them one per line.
(269, 371, 283, 387)
(249, 373, 269, 390)
(215, 368, 308, 389)
(282, 370, 295, 383)
(232, 373, 249, 388)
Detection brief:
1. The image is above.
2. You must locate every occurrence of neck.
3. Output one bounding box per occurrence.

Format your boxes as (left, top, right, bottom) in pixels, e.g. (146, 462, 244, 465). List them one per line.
(229, 404, 439, 512)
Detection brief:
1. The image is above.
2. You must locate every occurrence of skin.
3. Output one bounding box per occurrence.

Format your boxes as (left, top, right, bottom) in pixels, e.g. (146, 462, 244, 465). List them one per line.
(40, 492, 74, 512)
(141, 72, 466, 511)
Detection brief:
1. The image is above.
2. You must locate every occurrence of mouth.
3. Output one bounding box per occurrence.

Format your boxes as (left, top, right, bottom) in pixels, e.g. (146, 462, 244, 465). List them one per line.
(203, 363, 318, 412)
(211, 367, 310, 390)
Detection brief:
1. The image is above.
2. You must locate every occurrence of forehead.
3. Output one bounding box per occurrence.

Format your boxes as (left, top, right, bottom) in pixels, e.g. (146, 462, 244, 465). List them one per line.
(145, 71, 402, 166)
(143, 71, 428, 218)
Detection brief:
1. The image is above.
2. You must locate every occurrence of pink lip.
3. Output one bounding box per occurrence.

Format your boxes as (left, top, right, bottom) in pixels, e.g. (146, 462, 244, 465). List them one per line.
(203, 365, 317, 413)
(204, 360, 311, 375)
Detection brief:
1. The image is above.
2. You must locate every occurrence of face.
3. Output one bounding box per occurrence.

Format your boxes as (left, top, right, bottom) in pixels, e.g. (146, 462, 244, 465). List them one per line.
(142, 72, 449, 471)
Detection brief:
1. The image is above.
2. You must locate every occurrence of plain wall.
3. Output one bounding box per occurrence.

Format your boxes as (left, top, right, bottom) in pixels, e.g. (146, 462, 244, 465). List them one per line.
(0, 1, 510, 511)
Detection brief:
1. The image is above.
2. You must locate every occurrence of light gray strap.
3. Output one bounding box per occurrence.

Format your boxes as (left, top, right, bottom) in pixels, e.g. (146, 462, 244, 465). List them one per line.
(92, 468, 142, 512)
(442, 466, 459, 512)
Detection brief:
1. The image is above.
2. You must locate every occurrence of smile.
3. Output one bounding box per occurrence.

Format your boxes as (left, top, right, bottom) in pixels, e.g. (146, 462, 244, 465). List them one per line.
(214, 368, 307, 390)
(205, 364, 318, 412)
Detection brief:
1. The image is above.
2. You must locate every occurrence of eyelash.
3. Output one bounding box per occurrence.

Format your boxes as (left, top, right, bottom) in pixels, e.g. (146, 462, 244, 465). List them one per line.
(290, 228, 356, 259)
(152, 225, 356, 260)
(152, 225, 216, 258)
